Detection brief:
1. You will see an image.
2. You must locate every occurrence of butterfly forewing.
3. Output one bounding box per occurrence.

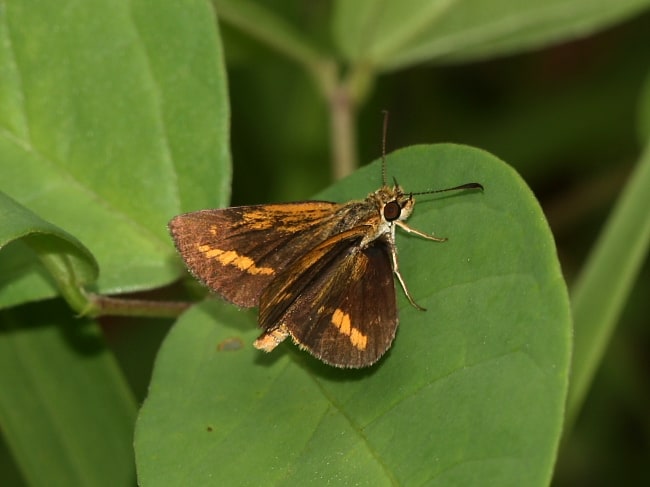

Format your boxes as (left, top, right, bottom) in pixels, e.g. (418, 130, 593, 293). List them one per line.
(169, 202, 341, 307)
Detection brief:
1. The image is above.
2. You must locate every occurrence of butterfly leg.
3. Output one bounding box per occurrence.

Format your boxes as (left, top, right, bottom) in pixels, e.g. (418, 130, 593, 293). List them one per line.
(396, 220, 447, 242)
(384, 231, 426, 311)
(391, 221, 448, 310)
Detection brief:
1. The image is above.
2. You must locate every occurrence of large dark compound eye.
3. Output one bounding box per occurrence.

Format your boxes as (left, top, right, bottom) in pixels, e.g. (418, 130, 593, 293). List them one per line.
(383, 200, 401, 221)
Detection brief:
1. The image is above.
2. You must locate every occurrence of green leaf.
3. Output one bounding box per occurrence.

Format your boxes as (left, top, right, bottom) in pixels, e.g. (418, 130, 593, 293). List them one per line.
(638, 69, 650, 143)
(567, 139, 650, 425)
(0, 300, 137, 486)
(135, 145, 571, 486)
(0, 0, 230, 302)
(0, 191, 98, 311)
(333, 0, 650, 70)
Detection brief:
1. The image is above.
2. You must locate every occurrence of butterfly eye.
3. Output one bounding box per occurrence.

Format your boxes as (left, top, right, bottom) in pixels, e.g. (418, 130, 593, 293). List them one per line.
(383, 200, 401, 221)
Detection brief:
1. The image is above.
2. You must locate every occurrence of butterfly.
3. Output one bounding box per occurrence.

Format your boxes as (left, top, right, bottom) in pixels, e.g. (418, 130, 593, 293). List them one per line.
(169, 116, 482, 368)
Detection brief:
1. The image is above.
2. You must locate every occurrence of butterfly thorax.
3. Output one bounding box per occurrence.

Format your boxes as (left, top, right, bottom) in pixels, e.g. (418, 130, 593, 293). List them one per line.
(334, 184, 414, 249)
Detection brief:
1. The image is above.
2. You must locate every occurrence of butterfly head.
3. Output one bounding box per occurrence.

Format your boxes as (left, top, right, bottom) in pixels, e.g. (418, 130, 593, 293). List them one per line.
(375, 183, 415, 226)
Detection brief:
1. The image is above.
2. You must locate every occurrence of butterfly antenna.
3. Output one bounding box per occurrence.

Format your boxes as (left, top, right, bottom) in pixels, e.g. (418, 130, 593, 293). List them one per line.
(411, 182, 484, 196)
(381, 110, 389, 186)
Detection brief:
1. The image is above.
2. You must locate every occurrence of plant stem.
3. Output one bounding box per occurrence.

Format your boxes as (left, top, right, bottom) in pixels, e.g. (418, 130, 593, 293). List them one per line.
(87, 294, 191, 319)
(313, 62, 374, 180)
(328, 83, 357, 180)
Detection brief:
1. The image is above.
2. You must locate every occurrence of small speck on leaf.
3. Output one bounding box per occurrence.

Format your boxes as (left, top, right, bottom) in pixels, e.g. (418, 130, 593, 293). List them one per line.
(217, 337, 243, 352)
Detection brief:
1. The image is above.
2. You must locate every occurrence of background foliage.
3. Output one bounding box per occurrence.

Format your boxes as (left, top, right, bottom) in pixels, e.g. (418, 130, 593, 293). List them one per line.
(1, 0, 649, 485)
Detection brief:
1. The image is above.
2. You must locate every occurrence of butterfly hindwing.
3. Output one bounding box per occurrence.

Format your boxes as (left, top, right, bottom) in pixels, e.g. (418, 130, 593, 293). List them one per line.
(259, 230, 397, 368)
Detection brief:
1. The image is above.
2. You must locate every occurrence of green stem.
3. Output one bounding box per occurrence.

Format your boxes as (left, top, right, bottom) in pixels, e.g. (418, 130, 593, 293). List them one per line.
(314, 63, 375, 180)
(87, 294, 191, 319)
(328, 82, 357, 180)
(214, 0, 324, 68)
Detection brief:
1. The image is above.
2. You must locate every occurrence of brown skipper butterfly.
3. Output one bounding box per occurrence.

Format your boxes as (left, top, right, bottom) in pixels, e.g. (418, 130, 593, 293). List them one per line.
(169, 114, 482, 368)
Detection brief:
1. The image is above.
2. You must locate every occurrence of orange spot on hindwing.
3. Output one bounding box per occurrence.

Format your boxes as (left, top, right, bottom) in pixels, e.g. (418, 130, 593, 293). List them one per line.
(331, 309, 368, 351)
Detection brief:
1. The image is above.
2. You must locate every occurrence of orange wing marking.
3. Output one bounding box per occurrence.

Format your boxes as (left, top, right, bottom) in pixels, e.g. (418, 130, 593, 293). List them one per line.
(197, 244, 275, 276)
(331, 308, 368, 351)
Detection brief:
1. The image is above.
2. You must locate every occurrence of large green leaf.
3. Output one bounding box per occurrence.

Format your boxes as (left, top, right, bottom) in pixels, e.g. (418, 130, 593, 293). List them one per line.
(333, 0, 650, 70)
(0, 0, 230, 303)
(0, 300, 137, 486)
(135, 145, 571, 485)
